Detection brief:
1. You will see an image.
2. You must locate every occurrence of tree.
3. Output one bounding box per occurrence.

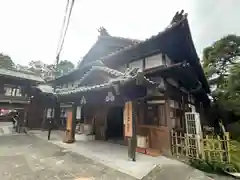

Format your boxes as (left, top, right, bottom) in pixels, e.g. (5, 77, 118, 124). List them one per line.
(26, 60, 75, 81)
(203, 35, 240, 92)
(225, 63, 240, 116)
(202, 34, 240, 122)
(0, 53, 15, 69)
(57, 60, 75, 76)
(28, 60, 55, 81)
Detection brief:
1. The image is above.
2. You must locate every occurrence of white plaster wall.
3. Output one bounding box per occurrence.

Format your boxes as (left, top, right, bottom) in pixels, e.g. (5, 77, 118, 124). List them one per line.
(128, 59, 144, 71)
(145, 53, 163, 69)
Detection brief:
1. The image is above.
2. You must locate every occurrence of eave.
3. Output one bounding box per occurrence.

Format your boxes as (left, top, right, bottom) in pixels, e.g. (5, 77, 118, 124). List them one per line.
(144, 62, 210, 104)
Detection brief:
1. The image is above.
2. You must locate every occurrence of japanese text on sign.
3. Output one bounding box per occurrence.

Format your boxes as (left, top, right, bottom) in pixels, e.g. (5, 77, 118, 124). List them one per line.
(124, 101, 132, 137)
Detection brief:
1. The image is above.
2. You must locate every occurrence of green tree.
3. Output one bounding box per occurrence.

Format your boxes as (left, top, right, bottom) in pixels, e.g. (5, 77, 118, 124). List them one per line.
(57, 60, 75, 76)
(202, 34, 240, 119)
(203, 35, 240, 90)
(0, 53, 15, 69)
(225, 63, 240, 115)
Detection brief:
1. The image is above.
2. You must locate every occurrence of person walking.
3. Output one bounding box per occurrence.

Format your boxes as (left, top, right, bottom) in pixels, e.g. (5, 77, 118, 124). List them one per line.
(12, 113, 16, 129)
(12, 111, 19, 133)
(15, 112, 20, 133)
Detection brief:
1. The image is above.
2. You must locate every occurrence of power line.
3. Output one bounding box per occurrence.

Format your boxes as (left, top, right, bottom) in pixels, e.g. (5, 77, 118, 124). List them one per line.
(56, 0, 75, 66)
(56, 0, 70, 57)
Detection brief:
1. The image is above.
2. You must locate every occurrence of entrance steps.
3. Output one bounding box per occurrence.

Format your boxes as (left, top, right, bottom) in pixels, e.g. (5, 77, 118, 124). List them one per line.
(75, 133, 95, 141)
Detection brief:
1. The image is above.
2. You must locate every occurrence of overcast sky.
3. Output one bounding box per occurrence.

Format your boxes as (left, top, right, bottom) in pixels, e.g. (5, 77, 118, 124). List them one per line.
(0, 0, 239, 66)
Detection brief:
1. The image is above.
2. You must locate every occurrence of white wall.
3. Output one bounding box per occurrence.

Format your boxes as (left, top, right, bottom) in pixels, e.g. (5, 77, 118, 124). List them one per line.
(145, 53, 163, 69)
(116, 53, 173, 72)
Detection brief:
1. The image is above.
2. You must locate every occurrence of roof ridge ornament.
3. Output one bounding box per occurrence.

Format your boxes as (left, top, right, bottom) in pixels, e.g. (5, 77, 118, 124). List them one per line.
(98, 27, 110, 37)
(170, 10, 188, 25)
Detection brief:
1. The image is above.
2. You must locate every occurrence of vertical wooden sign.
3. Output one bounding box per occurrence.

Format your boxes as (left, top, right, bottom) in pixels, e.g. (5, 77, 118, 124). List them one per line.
(124, 101, 133, 137)
(66, 110, 72, 131)
(64, 108, 75, 144)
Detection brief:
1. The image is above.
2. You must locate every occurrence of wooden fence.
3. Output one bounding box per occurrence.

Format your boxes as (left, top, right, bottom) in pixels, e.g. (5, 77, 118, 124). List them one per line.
(171, 130, 231, 164)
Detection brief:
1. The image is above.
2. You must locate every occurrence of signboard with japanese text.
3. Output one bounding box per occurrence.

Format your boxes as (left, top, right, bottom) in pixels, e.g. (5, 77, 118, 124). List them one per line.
(124, 101, 133, 137)
(66, 111, 72, 131)
(76, 106, 81, 119)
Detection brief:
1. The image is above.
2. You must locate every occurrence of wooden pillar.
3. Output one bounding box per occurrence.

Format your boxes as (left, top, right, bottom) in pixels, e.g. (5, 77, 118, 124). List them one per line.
(54, 101, 60, 129)
(124, 101, 137, 161)
(63, 103, 76, 143)
(75, 106, 82, 134)
(182, 95, 186, 131)
(165, 99, 172, 130)
(23, 107, 28, 127)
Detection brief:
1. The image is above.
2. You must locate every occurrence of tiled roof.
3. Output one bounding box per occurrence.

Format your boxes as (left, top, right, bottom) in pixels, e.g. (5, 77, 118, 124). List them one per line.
(79, 35, 141, 66)
(50, 10, 209, 94)
(53, 11, 189, 82)
(51, 31, 142, 82)
(97, 11, 209, 93)
(78, 65, 125, 86)
(52, 60, 105, 82)
(55, 66, 155, 96)
(100, 13, 188, 63)
(0, 68, 44, 82)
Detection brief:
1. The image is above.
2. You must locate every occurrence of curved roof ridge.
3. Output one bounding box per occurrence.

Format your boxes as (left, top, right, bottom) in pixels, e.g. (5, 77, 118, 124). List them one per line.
(99, 11, 188, 62)
(77, 65, 125, 86)
(100, 35, 142, 44)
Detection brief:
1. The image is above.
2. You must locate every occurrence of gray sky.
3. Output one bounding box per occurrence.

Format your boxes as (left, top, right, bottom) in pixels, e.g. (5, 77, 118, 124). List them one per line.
(0, 0, 239, 66)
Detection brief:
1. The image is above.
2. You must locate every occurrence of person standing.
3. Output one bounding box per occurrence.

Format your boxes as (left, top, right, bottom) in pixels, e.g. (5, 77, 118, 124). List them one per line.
(48, 118, 53, 140)
(13, 111, 20, 133)
(47, 108, 54, 140)
(12, 112, 16, 129)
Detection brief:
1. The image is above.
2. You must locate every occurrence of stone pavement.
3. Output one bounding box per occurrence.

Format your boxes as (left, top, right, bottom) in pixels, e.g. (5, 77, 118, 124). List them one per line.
(29, 130, 236, 180)
(0, 134, 136, 180)
(30, 130, 184, 179)
(142, 165, 237, 180)
(0, 126, 235, 180)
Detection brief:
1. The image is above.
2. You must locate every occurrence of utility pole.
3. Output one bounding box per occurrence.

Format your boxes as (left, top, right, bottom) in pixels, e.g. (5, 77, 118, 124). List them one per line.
(53, 0, 76, 143)
(55, 0, 75, 82)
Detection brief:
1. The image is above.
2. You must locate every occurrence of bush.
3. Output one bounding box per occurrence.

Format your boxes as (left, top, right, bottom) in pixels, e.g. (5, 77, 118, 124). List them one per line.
(189, 159, 238, 174)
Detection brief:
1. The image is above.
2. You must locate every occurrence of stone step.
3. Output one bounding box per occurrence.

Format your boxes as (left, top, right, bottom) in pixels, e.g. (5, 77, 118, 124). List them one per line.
(0, 126, 14, 135)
